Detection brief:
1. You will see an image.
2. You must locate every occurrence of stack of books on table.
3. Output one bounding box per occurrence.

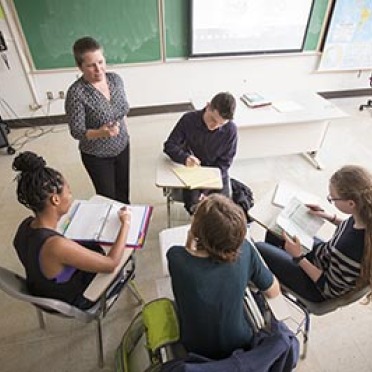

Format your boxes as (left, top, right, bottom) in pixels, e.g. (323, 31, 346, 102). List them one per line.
(58, 199, 153, 249)
(240, 92, 272, 108)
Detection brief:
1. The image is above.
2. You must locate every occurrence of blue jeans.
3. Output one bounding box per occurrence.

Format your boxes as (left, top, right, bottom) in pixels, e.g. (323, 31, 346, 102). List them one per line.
(255, 241, 325, 302)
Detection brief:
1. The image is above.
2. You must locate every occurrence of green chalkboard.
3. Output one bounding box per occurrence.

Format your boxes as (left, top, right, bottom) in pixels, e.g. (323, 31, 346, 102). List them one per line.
(304, 0, 329, 51)
(13, 0, 161, 69)
(13, 0, 329, 70)
(164, 0, 189, 59)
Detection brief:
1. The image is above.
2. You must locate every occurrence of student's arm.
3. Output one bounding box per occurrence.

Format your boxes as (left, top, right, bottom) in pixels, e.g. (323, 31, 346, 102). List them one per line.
(306, 204, 341, 226)
(42, 209, 131, 275)
(163, 115, 193, 165)
(283, 232, 323, 282)
(263, 276, 281, 298)
(249, 241, 281, 298)
(214, 123, 237, 175)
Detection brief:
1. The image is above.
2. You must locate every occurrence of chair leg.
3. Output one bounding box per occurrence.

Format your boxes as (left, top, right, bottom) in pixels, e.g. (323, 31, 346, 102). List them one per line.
(36, 308, 46, 329)
(301, 312, 310, 359)
(96, 318, 104, 368)
(128, 280, 145, 305)
(282, 293, 310, 359)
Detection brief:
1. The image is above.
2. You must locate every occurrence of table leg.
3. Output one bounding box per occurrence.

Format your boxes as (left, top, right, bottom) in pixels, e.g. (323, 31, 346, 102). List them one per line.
(163, 187, 171, 228)
(301, 151, 324, 170)
(301, 119, 330, 170)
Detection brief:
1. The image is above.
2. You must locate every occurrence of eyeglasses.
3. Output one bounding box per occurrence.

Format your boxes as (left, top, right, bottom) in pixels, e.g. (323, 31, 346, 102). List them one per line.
(327, 195, 344, 204)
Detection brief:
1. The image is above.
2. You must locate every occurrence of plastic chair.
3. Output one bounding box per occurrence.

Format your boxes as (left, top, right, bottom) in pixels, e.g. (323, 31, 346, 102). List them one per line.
(281, 284, 370, 359)
(0, 260, 143, 368)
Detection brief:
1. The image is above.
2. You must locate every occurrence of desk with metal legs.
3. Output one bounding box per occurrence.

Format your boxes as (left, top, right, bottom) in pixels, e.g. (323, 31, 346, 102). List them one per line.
(155, 156, 222, 227)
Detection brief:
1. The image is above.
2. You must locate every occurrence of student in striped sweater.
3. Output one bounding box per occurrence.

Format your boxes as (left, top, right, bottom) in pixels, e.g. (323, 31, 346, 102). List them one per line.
(256, 165, 372, 302)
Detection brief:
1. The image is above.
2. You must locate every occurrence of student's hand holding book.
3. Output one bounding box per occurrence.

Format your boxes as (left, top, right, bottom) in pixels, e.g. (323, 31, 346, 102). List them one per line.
(282, 231, 302, 258)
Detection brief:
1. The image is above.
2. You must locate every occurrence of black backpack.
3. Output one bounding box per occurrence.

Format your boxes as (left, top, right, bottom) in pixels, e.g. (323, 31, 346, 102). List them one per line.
(231, 178, 254, 222)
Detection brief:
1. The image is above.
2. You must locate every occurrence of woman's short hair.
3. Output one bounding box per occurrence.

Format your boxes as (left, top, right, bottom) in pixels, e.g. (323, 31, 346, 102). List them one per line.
(191, 194, 247, 262)
(13, 151, 64, 213)
(73, 36, 101, 67)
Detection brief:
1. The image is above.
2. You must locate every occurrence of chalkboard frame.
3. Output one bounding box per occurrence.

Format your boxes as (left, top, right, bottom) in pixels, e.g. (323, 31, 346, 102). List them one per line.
(10, 0, 330, 71)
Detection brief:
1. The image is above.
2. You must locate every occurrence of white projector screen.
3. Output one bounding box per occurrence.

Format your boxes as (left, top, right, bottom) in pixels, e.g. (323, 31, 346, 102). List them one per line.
(191, 0, 314, 56)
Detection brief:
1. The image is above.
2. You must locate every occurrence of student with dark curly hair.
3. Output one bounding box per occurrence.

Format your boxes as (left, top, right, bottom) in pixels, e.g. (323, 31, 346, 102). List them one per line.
(167, 194, 280, 359)
(12, 151, 131, 309)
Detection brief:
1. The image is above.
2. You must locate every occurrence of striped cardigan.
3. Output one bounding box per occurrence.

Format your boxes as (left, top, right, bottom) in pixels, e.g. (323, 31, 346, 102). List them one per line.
(310, 217, 365, 299)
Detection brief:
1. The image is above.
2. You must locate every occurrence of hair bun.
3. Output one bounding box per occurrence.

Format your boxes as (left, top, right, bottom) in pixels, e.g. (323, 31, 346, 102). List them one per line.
(12, 151, 46, 173)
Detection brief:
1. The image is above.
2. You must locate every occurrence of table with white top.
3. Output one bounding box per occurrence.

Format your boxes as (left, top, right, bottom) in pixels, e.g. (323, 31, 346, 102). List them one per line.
(193, 91, 348, 169)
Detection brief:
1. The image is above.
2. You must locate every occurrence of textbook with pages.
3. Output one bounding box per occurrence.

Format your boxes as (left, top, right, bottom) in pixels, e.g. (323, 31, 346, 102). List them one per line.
(58, 200, 152, 248)
(275, 197, 324, 250)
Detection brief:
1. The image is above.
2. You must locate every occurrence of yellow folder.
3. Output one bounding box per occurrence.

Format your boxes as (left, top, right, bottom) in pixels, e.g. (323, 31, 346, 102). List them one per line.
(171, 165, 222, 189)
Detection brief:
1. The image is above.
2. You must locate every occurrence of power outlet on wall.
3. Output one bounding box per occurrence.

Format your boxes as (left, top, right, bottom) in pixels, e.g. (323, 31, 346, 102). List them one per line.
(58, 91, 65, 99)
(46, 91, 53, 100)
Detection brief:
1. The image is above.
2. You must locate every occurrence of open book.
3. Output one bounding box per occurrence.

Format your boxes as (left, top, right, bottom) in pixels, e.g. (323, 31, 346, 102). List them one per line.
(240, 92, 272, 108)
(58, 200, 152, 248)
(171, 165, 222, 190)
(276, 197, 324, 250)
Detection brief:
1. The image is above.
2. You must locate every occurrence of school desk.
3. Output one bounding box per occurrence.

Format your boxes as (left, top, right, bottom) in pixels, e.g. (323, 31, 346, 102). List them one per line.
(155, 156, 222, 227)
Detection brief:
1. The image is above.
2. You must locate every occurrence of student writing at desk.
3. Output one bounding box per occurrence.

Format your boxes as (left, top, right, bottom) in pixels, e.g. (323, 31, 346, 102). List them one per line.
(167, 194, 280, 359)
(256, 165, 372, 303)
(163, 92, 237, 214)
(12, 151, 132, 309)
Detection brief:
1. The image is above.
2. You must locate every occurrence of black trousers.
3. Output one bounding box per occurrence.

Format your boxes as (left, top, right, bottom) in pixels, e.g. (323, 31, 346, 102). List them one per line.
(81, 144, 130, 204)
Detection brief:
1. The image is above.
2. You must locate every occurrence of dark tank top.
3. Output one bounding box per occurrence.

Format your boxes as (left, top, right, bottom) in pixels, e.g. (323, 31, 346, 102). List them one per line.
(13, 217, 102, 306)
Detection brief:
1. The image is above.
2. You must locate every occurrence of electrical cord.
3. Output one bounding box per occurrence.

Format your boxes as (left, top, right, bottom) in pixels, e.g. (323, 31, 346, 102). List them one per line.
(0, 96, 67, 152)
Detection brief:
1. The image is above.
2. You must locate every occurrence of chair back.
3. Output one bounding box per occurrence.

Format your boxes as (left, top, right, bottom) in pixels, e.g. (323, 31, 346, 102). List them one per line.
(0, 266, 96, 322)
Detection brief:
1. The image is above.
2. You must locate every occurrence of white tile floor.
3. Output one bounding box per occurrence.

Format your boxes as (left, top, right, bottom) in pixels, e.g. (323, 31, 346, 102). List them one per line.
(0, 96, 372, 371)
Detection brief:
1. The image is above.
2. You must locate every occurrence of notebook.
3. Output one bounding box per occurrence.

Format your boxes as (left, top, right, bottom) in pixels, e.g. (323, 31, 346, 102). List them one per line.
(59, 200, 152, 248)
(171, 165, 222, 190)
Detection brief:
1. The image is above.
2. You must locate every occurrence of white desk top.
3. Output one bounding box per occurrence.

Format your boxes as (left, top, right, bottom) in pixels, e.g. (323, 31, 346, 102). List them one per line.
(83, 247, 133, 302)
(193, 91, 348, 128)
(155, 155, 222, 189)
(159, 224, 190, 276)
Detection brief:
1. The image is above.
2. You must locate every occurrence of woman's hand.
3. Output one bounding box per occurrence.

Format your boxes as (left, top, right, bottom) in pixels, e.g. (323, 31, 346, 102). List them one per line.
(118, 206, 131, 227)
(306, 203, 338, 223)
(306, 203, 327, 218)
(282, 231, 302, 258)
(101, 122, 120, 138)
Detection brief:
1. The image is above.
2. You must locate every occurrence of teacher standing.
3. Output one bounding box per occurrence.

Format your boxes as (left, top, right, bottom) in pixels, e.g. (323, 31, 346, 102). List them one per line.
(65, 36, 130, 203)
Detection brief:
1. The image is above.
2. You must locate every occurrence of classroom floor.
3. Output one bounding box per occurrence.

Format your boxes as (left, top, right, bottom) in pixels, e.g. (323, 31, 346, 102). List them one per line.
(1, 96, 372, 371)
